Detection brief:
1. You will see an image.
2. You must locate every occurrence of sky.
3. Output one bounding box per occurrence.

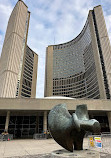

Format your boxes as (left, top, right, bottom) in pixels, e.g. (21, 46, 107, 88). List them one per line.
(0, 0, 111, 98)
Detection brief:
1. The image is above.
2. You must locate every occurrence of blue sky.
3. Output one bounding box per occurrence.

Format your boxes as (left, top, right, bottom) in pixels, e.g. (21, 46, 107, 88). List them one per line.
(0, 0, 111, 98)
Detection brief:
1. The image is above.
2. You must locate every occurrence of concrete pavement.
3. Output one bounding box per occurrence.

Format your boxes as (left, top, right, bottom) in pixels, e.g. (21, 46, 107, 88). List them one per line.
(0, 138, 110, 158)
(0, 139, 63, 157)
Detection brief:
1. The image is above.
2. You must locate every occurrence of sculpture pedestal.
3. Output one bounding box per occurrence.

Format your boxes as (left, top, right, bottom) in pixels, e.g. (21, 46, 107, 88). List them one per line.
(51, 149, 100, 158)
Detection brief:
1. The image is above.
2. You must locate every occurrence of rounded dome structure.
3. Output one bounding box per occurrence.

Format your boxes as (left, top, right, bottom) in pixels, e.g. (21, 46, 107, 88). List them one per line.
(44, 96, 74, 99)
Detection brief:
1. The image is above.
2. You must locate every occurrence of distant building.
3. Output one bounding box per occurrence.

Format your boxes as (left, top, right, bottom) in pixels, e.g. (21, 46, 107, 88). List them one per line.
(0, 0, 38, 98)
(45, 5, 111, 99)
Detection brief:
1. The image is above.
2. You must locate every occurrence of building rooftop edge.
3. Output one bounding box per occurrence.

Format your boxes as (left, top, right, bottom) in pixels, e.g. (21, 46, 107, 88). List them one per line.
(18, 0, 28, 8)
(93, 5, 101, 9)
(27, 45, 38, 56)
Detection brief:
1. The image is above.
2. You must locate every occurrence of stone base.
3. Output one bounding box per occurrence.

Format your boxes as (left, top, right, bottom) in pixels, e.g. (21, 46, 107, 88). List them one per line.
(51, 149, 100, 158)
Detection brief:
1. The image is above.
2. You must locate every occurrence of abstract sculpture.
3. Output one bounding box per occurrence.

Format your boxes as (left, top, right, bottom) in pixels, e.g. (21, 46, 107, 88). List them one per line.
(48, 104, 100, 152)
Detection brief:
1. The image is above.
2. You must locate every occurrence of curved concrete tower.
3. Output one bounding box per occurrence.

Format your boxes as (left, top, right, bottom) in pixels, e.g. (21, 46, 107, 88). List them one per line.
(45, 5, 111, 99)
(0, 0, 38, 98)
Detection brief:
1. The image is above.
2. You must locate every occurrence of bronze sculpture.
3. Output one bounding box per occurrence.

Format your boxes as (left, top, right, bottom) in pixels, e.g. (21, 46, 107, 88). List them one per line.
(48, 104, 100, 152)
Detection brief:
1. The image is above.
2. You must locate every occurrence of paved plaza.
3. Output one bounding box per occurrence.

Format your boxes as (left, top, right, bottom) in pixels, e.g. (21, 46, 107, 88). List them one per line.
(0, 139, 62, 158)
(0, 138, 111, 158)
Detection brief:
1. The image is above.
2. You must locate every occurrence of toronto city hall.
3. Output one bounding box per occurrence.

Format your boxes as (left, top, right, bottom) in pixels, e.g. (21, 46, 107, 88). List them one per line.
(0, 0, 111, 138)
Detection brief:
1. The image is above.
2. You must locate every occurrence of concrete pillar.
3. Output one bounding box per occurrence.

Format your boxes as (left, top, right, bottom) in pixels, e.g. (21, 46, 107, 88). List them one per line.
(5, 111, 10, 132)
(43, 111, 47, 133)
(107, 112, 111, 132)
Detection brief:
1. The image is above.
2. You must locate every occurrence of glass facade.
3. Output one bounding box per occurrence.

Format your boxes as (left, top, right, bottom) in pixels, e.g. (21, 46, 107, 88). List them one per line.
(53, 20, 100, 98)
(21, 46, 34, 98)
(8, 115, 43, 138)
(0, 116, 5, 134)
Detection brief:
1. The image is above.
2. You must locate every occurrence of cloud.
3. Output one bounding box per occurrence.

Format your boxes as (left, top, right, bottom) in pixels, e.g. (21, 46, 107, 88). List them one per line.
(105, 15, 111, 42)
(0, 2, 13, 54)
(0, 35, 3, 53)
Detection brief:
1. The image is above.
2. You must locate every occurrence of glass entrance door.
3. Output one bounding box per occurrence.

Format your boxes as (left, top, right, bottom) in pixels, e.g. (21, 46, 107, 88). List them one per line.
(9, 116, 36, 138)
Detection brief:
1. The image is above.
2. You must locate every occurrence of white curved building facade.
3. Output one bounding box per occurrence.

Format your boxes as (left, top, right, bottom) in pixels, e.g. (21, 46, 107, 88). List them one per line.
(45, 5, 111, 99)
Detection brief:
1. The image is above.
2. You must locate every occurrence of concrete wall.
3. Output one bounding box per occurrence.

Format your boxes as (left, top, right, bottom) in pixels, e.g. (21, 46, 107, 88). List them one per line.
(44, 46, 53, 97)
(88, 10, 107, 99)
(31, 53, 38, 98)
(0, 98, 111, 112)
(93, 6, 111, 97)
